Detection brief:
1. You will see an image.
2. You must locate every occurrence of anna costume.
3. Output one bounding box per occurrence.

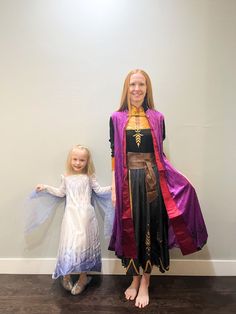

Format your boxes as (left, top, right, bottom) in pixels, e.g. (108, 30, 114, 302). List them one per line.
(109, 104, 208, 275)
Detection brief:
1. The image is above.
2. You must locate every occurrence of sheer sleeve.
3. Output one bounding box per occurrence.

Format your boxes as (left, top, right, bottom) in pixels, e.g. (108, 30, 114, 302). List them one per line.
(24, 190, 64, 233)
(90, 174, 113, 238)
(44, 175, 66, 197)
(90, 174, 111, 194)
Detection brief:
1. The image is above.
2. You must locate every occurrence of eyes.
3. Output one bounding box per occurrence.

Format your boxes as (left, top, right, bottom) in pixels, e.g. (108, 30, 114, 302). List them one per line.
(129, 82, 146, 87)
(72, 158, 86, 162)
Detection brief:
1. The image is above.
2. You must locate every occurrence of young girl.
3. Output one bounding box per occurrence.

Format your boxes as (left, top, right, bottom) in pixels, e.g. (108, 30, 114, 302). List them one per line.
(33, 144, 112, 295)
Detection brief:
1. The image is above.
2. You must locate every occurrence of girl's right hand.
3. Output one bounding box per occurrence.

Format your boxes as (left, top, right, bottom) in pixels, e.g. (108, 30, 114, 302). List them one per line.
(35, 184, 45, 192)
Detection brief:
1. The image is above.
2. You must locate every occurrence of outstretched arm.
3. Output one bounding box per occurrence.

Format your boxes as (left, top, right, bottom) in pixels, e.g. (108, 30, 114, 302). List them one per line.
(35, 176, 66, 197)
(90, 174, 111, 194)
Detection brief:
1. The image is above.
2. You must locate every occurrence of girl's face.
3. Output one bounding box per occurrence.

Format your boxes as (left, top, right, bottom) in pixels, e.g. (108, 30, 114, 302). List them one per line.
(71, 149, 88, 173)
(129, 72, 147, 107)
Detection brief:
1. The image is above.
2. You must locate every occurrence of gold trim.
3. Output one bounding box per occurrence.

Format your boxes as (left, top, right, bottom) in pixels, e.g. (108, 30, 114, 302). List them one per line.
(145, 227, 151, 255)
(159, 257, 169, 271)
(126, 259, 140, 275)
(133, 129, 143, 147)
(126, 106, 150, 147)
(144, 260, 152, 273)
(128, 170, 133, 218)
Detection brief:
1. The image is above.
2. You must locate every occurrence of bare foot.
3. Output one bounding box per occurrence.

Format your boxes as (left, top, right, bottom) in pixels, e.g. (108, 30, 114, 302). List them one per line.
(125, 276, 140, 300)
(135, 274, 150, 308)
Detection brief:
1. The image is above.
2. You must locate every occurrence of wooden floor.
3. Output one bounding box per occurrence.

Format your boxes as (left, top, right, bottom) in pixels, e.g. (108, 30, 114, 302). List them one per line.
(0, 275, 235, 313)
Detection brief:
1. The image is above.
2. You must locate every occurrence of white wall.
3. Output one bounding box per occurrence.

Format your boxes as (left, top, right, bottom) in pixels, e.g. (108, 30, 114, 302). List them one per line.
(0, 0, 236, 272)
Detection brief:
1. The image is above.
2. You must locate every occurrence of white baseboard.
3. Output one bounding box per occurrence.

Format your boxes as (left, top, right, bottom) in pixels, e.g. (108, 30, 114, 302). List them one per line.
(0, 258, 236, 276)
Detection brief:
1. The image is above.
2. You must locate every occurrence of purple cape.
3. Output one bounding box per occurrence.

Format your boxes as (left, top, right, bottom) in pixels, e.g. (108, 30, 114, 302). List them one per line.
(108, 109, 208, 258)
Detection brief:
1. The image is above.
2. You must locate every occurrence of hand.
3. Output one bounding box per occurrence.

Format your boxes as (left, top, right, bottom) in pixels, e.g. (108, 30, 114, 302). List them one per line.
(111, 171, 116, 207)
(112, 188, 116, 208)
(35, 184, 45, 192)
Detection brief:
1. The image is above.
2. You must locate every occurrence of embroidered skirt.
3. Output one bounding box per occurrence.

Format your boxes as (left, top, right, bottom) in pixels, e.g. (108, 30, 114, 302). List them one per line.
(122, 152, 170, 275)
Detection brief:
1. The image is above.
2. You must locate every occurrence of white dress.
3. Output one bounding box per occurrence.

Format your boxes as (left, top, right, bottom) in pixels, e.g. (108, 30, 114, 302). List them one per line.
(44, 174, 111, 279)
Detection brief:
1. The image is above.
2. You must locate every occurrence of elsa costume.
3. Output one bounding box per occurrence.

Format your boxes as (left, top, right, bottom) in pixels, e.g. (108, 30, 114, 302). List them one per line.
(25, 174, 113, 279)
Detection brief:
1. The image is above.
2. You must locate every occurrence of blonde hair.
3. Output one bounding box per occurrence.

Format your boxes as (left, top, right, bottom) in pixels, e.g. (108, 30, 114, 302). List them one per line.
(118, 69, 155, 112)
(66, 144, 95, 176)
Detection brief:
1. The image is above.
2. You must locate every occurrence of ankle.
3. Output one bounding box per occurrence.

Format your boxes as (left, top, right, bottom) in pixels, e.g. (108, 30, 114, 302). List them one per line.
(140, 274, 150, 287)
(79, 273, 87, 282)
(133, 275, 140, 282)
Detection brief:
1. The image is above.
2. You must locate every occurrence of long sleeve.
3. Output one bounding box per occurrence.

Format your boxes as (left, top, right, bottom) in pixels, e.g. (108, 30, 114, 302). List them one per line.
(109, 117, 115, 170)
(44, 176, 66, 197)
(109, 117, 114, 157)
(90, 174, 111, 195)
(162, 119, 166, 141)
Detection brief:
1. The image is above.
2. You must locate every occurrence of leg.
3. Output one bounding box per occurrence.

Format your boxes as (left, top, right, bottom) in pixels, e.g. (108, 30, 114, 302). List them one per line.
(125, 275, 140, 300)
(135, 272, 150, 308)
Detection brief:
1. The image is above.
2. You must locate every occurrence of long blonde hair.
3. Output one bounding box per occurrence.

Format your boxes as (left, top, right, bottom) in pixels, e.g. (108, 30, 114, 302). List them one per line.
(66, 144, 95, 176)
(118, 69, 155, 112)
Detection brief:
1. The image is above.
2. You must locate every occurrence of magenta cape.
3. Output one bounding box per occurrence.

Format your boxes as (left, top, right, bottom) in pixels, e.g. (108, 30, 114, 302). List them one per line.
(108, 109, 208, 258)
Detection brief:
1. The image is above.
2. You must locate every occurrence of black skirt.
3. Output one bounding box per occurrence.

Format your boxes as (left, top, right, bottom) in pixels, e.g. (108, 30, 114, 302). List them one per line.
(122, 165, 170, 275)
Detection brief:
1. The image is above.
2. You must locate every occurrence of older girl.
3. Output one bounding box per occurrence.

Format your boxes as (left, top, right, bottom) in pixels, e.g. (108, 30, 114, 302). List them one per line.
(109, 70, 208, 308)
